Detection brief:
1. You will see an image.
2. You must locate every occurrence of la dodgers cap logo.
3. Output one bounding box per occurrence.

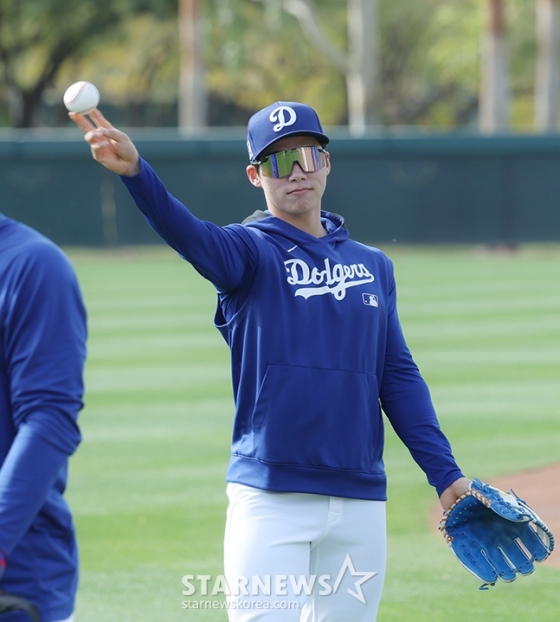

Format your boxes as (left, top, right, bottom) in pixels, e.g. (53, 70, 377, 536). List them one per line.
(247, 101, 330, 161)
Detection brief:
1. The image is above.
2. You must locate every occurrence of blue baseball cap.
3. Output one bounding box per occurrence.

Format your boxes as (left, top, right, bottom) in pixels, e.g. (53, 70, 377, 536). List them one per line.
(247, 101, 330, 162)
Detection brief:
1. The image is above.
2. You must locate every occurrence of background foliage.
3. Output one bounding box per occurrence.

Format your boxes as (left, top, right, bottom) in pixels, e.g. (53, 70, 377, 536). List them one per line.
(0, 0, 548, 129)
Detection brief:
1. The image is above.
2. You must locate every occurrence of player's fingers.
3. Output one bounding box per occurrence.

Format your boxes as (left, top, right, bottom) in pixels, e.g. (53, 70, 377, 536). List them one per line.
(89, 143, 114, 166)
(97, 126, 134, 148)
(89, 108, 115, 130)
(69, 112, 96, 133)
(89, 129, 140, 175)
(82, 128, 111, 149)
(69, 113, 113, 153)
(89, 136, 113, 153)
(72, 109, 139, 175)
(87, 109, 131, 146)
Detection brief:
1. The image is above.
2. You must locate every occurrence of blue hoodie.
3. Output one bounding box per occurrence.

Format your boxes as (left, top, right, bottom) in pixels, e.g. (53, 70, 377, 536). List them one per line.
(0, 215, 86, 621)
(122, 160, 463, 501)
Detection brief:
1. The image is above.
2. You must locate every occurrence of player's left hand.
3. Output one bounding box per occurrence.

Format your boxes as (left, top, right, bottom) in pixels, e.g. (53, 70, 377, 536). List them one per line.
(439, 477, 471, 511)
(439, 478, 554, 588)
(69, 109, 140, 177)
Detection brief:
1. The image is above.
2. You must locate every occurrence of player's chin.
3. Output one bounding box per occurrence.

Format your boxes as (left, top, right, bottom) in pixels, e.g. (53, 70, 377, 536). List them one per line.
(286, 191, 318, 208)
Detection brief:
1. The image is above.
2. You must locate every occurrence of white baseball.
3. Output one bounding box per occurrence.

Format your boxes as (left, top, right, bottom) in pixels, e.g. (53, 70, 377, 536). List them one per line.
(63, 81, 100, 114)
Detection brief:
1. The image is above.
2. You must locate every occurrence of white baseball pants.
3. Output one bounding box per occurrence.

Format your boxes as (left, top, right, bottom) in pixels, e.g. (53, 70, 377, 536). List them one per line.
(224, 483, 386, 622)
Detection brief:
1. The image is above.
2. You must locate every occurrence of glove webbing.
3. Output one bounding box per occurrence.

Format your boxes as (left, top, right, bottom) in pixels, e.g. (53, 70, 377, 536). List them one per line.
(508, 489, 555, 553)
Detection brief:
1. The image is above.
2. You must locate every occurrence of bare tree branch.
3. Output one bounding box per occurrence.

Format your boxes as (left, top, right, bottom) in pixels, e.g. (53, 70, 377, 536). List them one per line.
(281, 0, 348, 71)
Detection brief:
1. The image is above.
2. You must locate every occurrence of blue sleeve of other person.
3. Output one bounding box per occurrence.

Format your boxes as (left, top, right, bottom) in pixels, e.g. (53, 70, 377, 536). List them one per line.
(0, 238, 86, 558)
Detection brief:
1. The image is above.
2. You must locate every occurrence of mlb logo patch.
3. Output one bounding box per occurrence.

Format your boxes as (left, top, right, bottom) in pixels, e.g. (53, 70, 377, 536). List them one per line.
(362, 293, 379, 307)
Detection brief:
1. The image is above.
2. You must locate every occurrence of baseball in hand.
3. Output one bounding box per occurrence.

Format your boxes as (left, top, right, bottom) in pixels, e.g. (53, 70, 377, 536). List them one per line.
(63, 81, 100, 114)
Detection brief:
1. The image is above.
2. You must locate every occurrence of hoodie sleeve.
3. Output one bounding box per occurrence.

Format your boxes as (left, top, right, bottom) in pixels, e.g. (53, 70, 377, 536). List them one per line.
(0, 241, 86, 557)
(379, 260, 464, 497)
(120, 159, 258, 293)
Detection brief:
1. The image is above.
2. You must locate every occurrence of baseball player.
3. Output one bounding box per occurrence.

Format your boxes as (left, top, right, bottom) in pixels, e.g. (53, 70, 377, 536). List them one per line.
(0, 215, 87, 622)
(70, 102, 470, 621)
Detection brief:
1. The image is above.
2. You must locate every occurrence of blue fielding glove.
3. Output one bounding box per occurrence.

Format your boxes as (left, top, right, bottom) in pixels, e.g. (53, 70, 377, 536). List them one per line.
(439, 478, 555, 589)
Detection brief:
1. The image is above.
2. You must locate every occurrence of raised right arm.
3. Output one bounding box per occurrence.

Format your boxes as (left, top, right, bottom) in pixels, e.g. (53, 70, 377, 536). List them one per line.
(120, 159, 255, 291)
(70, 109, 255, 292)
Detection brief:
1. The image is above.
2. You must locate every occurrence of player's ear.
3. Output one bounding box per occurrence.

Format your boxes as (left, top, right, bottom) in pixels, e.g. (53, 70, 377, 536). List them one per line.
(246, 164, 262, 188)
(324, 150, 331, 176)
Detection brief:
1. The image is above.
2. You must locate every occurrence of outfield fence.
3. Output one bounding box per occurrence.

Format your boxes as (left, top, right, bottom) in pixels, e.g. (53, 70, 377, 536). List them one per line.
(2, 128, 560, 246)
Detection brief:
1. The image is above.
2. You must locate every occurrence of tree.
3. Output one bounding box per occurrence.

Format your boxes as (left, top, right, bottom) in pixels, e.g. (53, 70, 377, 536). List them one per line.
(346, 0, 379, 130)
(0, 0, 540, 131)
(204, 0, 347, 126)
(0, 0, 176, 127)
(0, 1, 118, 126)
(535, 0, 560, 130)
(479, 0, 510, 132)
(178, 0, 207, 131)
(281, 0, 379, 134)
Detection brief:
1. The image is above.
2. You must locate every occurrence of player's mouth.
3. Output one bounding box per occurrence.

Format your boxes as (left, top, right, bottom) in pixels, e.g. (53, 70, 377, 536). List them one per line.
(288, 186, 312, 195)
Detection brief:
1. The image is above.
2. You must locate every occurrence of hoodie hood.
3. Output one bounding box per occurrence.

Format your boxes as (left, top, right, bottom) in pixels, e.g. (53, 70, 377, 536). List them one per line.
(242, 210, 349, 245)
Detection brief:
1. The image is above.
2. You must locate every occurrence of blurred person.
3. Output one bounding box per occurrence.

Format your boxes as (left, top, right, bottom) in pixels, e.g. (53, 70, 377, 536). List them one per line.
(70, 102, 469, 622)
(0, 214, 87, 622)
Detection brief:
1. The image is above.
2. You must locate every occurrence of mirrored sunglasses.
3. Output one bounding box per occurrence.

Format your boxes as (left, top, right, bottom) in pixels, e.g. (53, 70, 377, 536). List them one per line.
(254, 146, 327, 178)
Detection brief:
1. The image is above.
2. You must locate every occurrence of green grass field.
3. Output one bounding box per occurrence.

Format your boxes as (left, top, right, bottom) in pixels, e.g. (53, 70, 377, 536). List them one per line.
(65, 244, 560, 621)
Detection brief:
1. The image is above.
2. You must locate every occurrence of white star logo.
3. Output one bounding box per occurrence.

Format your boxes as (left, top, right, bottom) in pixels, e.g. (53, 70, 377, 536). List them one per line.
(331, 554, 378, 604)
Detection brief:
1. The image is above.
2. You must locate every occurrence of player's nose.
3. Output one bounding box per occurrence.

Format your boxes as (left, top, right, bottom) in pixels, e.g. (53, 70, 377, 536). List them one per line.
(288, 162, 307, 179)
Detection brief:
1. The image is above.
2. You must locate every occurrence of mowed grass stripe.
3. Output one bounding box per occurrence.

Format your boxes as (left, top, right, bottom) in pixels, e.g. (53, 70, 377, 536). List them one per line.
(65, 245, 560, 622)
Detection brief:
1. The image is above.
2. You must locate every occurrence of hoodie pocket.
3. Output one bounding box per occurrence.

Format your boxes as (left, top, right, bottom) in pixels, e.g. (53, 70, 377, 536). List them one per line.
(251, 364, 381, 472)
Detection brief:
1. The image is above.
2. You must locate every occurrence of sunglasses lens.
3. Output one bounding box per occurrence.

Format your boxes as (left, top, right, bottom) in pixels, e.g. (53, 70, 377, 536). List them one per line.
(259, 147, 326, 178)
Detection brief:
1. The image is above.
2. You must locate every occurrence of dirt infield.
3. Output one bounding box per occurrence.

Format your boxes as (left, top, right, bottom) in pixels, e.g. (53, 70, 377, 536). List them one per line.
(430, 463, 560, 567)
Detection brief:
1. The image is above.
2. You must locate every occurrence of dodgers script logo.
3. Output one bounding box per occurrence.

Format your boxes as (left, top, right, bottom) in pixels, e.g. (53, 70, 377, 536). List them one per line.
(285, 258, 374, 300)
(270, 106, 297, 132)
